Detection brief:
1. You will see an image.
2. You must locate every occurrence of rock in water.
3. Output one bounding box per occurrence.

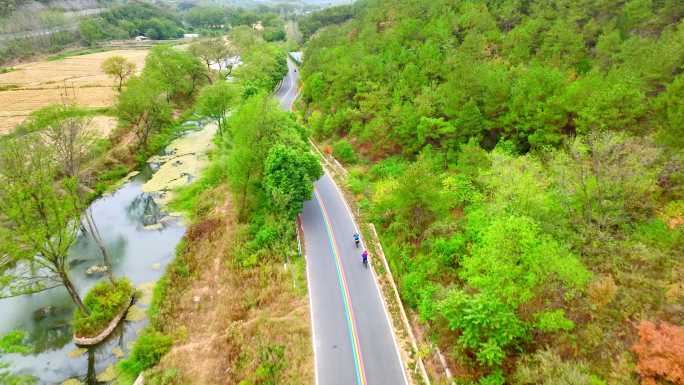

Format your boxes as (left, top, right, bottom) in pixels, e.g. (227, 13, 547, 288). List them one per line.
(33, 305, 56, 320)
(96, 364, 118, 382)
(128, 193, 163, 226)
(112, 346, 125, 358)
(67, 347, 87, 358)
(60, 379, 84, 385)
(144, 223, 164, 231)
(137, 282, 155, 305)
(85, 264, 109, 276)
(125, 305, 146, 322)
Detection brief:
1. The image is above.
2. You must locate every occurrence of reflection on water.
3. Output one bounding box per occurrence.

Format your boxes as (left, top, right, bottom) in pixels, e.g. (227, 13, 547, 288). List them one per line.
(127, 194, 164, 227)
(0, 176, 186, 384)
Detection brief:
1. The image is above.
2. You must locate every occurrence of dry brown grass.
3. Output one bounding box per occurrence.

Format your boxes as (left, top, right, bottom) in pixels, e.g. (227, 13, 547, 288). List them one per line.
(0, 49, 148, 134)
(155, 187, 313, 384)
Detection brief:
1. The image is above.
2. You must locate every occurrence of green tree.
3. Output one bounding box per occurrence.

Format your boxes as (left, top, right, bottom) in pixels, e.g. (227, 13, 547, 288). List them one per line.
(372, 153, 449, 241)
(0, 0, 17, 18)
(461, 214, 590, 306)
(263, 144, 323, 219)
(79, 19, 105, 46)
(101, 55, 137, 92)
(538, 19, 586, 69)
(0, 137, 88, 313)
(619, 0, 654, 34)
(143, 45, 208, 104)
(503, 65, 568, 149)
(437, 290, 528, 367)
(226, 95, 290, 220)
(195, 80, 241, 135)
(116, 76, 172, 150)
(657, 74, 684, 149)
(189, 38, 236, 76)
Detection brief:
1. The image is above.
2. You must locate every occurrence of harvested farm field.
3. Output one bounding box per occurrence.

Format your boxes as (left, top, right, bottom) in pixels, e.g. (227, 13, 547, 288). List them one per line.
(0, 49, 148, 134)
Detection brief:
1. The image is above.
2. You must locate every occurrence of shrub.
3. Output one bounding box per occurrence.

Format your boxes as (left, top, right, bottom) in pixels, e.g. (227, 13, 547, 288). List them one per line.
(514, 349, 604, 385)
(118, 329, 173, 379)
(632, 320, 684, 385)
(0, 330, 31, 354)
(332, 139, 357, 164)
(254, 345, 286, 385)
(72, 278, 134, 337)
(535, 309, 575, 332)
(480, 370, 505, 385)
(145, 368, 181, 385)
(587, 275, 618, 309)
(437, 290, 528, 367)
(97, 164, 129, 183)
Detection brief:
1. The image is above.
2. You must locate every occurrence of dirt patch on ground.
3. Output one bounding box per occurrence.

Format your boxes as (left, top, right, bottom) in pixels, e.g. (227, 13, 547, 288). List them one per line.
(155, 191, 313, 384)
(0, 49, 148, 134)
(88, 115, 118, 137)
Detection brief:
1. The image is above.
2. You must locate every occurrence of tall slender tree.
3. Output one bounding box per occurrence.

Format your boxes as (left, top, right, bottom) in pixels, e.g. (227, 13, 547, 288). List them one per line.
(0, 136, 88, 313)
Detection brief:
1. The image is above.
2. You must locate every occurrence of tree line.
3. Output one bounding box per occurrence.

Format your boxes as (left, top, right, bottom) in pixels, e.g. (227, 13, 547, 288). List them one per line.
(117, 30, 321, 383)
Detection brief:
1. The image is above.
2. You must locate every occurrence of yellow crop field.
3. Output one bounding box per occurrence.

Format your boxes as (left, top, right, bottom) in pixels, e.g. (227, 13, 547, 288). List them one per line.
(0, 49, 148, 134)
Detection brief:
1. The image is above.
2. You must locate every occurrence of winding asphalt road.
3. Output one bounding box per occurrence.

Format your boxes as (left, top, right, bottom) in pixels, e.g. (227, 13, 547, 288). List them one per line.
(276, 57, 301, 110)
(275, 55, 408, 385)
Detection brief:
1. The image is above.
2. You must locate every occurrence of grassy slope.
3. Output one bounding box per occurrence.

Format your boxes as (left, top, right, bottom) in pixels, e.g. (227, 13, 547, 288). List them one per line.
(140, 183, 312, 385)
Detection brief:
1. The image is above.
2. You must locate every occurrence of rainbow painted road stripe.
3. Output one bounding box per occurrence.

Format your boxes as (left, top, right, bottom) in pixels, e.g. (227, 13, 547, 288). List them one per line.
(314, 188, 368, 385)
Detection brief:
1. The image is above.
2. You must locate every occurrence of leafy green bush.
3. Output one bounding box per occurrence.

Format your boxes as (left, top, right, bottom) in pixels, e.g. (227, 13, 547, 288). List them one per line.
(254, 345, 285, 385)
(0, 330, 31, 354)
(332, 139, 357, 164)
(535, 310, 575, 332)
(479, 370, 505, 385)
(118, 329, 173, 379)
(72, 278, 134, 337)
(95, 164, 130, 194)
(437, 291, 528, 367)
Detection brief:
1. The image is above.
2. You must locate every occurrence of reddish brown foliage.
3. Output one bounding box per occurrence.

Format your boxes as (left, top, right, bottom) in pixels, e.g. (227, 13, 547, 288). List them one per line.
(632, 320, 684, 385)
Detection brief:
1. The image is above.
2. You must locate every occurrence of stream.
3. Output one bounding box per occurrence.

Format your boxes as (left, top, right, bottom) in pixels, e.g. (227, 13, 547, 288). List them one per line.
(0, 122, 216, 385)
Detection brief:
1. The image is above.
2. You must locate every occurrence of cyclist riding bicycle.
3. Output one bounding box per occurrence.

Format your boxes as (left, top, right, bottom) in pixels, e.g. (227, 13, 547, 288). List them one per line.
(362, 250, 369, 267)
(353, 232, 360, 247)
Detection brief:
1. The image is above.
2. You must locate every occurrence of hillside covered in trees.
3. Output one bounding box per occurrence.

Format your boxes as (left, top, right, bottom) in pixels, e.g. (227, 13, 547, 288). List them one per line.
(300, 0, 684, 384)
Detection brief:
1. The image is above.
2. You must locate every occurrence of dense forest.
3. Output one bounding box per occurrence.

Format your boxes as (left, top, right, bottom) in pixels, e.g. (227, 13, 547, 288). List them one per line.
(298, 3, 356, 39)
(182, 5, 287, 41)
(0, 1, 288, 65)
(300, 0, 684, 384)
(79, 2, 185, 43)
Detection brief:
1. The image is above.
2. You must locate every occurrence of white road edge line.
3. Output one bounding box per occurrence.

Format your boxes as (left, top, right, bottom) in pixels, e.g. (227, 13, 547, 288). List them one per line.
(323, 171, 411, 385)
(286, 60, 320, 385)
(304, 247, 321, 385)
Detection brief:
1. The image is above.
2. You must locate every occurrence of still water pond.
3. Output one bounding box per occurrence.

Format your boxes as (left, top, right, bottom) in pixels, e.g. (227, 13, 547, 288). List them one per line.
(0, 174, 186, 384)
